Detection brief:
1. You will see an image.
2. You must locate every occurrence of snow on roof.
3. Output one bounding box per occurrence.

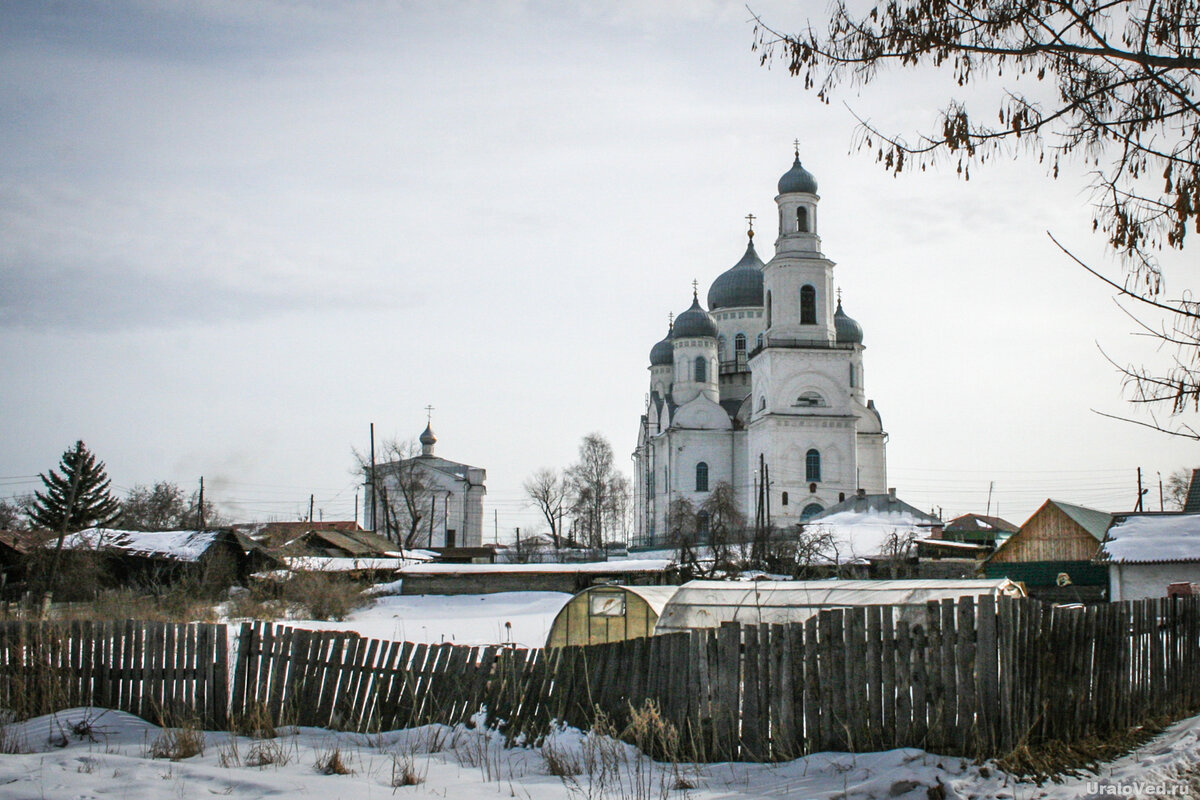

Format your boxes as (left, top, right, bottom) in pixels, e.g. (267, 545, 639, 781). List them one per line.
(1097, 513, 1200, 564)
(803, 508, 939, 563)
(398, 558, 672, 575)
(283, 556, 412, 573)
(655, 579, 1024, 634)
(56, 528, 224, 562)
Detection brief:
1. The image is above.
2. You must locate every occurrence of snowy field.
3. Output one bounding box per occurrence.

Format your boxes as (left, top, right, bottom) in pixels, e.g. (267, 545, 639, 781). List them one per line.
(0, 706, 1197, 799)
(277, 590, 573, 649)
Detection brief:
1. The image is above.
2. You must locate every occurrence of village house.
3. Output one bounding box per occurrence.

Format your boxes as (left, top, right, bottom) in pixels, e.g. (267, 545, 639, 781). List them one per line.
(1095, 512, 1200, 600)
(984, 500, 1113, 601)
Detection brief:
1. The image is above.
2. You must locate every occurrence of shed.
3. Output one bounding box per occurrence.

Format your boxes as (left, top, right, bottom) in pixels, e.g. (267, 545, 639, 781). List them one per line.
(545, 585, 680, 647)
(653, 579, 1024, 634)
(983, 500, 1112, 601)
(1095, 512, 1200, 600)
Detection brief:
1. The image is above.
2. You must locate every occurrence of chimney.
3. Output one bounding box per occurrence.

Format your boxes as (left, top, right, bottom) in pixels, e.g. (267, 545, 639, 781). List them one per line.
(888, 487, 897, 501)
(856, 488, 866, 499)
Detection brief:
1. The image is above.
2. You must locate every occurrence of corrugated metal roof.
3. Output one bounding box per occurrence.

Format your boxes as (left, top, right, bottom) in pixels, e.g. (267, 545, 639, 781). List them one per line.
(1096, 513, 1200, 564)
(1050, 500, 1114, 541)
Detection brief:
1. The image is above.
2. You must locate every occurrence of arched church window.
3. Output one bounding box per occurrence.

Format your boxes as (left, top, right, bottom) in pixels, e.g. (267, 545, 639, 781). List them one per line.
(800, 285, 817, 325)
(849, 363, 856, 387)
(795, 391, 824, 408)
(697, 510, 710, 534)
(758, 396, 766, 411)
(801, 503, 823, 521)
(781, 491, 789, 506)
(717, 335, 727, 361)
(694, 356, 707, 383)
(756, 332, 764, 349)
(695, 462, 709, 492)
(797, 206, 809, 232)
(766, 291, 772, 328)
(806, 449, 821, 482)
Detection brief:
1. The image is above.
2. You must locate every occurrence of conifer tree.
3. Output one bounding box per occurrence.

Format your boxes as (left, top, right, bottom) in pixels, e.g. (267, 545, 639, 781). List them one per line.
(30, 441, 121, 532)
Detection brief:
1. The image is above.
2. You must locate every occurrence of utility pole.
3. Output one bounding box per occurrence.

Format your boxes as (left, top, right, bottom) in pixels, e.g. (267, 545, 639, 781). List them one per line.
(198, 477, 205, 529)
(1135, 467, 1146, 512)
(494, 509, 498, 544)
(354, 490, 359, 526)
(1159, 472, 1165, 512)
(369, 422, 377, 532)
(985, 481, 994, 517)
(309, 494, 314, 523)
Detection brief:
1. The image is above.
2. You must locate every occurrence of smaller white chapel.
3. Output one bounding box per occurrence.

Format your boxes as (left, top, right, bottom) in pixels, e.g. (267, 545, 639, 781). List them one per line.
(367, 423, 487, 548)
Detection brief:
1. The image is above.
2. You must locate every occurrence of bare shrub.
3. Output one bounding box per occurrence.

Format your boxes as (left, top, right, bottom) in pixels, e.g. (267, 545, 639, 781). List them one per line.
(279, 573, 370, 621)
(244, 737, 291, 768)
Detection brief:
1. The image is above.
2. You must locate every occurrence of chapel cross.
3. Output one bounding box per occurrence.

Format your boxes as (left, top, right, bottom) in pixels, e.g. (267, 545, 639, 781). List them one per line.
(793, 138, 801, 157)
(746, 213, 756, 237)
(424, 404, 435, 424)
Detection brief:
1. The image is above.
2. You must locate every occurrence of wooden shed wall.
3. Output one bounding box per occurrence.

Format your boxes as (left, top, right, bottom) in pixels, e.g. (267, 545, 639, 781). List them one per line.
(988, 503, 1101, 564)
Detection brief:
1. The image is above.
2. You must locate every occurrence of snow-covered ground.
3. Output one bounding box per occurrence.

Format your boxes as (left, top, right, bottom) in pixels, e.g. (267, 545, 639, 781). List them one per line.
(0, 706, 1196, 799)
(279, 590, 572, 649)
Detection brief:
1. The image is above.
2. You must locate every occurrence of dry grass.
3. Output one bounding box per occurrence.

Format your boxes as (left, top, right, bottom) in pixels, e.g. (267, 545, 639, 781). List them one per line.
(314, 745, 354, 775)
(996, 717, 1172, 783)
(391, 752, 425, 787)
(147, 722, 206, 761)
(244, 737, 293, 768)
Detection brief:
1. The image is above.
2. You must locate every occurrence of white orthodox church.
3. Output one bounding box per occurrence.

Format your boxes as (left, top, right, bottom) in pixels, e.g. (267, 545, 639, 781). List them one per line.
(633, 152, 888, 547)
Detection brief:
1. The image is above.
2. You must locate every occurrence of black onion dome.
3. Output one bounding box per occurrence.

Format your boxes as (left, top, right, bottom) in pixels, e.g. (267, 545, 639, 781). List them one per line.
(778, 155, 818, 195)
(834, 300, 864, 344)
(673, 294, 718, 339)
(708, 237, 765, 310)
(649, 325, 674, 366)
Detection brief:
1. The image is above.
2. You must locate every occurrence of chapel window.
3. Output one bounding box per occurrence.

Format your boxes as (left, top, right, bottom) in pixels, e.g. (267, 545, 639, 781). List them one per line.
(806, 448, 821, 482)
(695, 462, 709, 492)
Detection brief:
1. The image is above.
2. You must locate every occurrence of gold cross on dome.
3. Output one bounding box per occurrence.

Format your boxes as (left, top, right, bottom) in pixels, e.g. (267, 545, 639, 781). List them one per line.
(793, 138, 801, 157)
(692, 279, 699, 298)
(746, 213, 756, 238)
(424, 404, 434, 424)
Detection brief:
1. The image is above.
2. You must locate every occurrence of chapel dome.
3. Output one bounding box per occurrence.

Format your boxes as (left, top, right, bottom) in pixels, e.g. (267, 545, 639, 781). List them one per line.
(778, 155, 818, 195)
(707, 236, 765, 310)
(649, 325, 674, 366)
(834, 300, 864, 345)
(672, 294, 718, 339)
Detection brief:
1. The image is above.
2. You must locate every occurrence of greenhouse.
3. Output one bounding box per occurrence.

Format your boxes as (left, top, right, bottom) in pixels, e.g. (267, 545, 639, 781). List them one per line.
(545, 584, 681, 647)
(653, 579, 1024, 634)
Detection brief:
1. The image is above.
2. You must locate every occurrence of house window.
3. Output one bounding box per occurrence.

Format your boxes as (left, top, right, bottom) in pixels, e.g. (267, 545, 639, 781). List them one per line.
(800, 285, 816, 325)
(694, 355, 707, 383)
(806, 449, 821, 482)
(695, 462, 709, 492)
(801, 503, 823, 520)
(797, 206, 808, 232)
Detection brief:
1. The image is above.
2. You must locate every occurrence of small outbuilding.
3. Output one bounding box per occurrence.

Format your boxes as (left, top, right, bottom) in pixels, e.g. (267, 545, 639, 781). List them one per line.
(983, 500, 1113, 601)
(545, 585, 680, 648)
(653, 578, 1024, 634)
(1095, 512, 1200, 600)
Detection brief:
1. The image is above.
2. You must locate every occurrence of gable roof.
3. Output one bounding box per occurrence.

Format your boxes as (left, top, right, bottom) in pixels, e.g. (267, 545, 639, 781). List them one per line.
(1050, 500, 1114, 541)
(1185, 469, 1200, 512)
(944, 514, 1019, 534)
(1096, 513, 1200, 564)
(58, 528, 233, 563)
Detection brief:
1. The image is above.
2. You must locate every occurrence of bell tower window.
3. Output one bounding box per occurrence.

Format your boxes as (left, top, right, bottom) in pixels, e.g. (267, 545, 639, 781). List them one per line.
(800, 285, 816, 325)
(766, 291, 772, 328)
(694, 356, 707, 383)
(797, 206, 808, 232)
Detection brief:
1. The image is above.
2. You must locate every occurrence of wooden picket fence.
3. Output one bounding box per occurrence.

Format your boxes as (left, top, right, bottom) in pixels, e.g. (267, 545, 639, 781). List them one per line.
(0, 595, 1197, 761)
(0, 620, 228, 728)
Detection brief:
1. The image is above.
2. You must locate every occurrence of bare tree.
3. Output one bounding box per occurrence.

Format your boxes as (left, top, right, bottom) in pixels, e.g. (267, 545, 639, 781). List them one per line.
(877, 529, 920, 579)
(357, 438, 432, 548)
(566, 434, 630, 549)
(666, 496, 701, 576)
(753, 0, 1200, 436)
(700, 481, 746, 573)
(1165, 467, 1194, 510)
(523, 467, 569, 548)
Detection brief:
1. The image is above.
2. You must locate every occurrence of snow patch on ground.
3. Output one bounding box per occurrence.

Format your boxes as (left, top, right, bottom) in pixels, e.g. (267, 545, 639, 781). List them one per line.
(0, 707, 1197, 799)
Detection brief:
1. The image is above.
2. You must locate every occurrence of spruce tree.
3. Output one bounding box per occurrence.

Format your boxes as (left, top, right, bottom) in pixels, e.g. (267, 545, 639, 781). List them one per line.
(30, 441, 121, 532)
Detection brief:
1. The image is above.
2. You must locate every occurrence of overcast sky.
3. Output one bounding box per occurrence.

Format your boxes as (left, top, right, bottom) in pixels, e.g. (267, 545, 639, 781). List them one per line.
(1, 1, 1194, 536)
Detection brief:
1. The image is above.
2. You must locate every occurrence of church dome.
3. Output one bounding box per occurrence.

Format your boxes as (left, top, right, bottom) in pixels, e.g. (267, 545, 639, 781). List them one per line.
(649, 325, 674, 366)
(419, 424, 437, 446)
(834, 300, 864, 344)
(707, 236, 764, 310)
(778, 155, 818, 195)
(673, 293, 718, 339)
